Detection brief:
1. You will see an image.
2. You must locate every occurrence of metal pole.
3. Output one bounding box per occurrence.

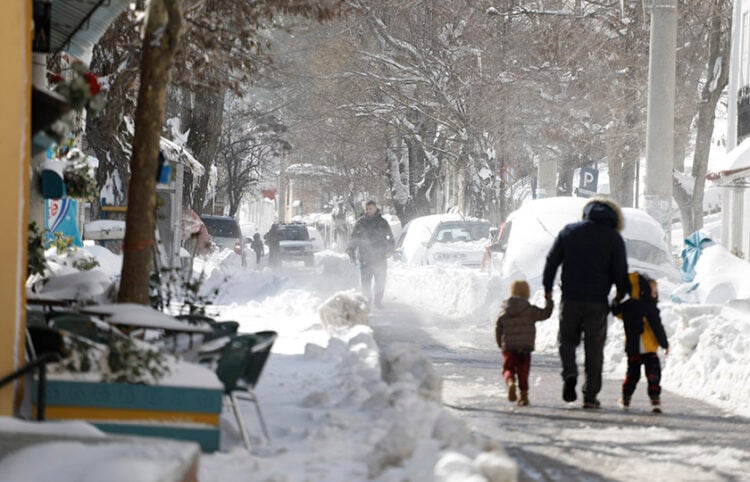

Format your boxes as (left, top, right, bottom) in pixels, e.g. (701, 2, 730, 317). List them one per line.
(724, 0, 743, 249)
(644, 0, 677, 247)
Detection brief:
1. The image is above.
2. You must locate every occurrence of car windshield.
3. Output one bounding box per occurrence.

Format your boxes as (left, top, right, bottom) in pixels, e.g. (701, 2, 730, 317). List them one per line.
(434, 222, 490, 243)
(202, 217, 239, 238)
(279, 225, 310, 241)
(625, 239, 671, 266)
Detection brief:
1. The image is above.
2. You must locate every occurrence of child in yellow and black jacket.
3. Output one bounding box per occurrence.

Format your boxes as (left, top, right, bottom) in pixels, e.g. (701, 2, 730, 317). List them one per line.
(612, 272, 669, 413)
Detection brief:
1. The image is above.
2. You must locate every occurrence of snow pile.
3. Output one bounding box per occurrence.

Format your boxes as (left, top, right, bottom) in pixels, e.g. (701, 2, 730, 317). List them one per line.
(687, 242, 750, 304)
(201, 286, 515, 481)
(196, 249, 284, 305)
(387, 263, 501, 320)
(319, 290, 370, 332)
(658, 304, 750, 416)
(0, 440, 197, 482)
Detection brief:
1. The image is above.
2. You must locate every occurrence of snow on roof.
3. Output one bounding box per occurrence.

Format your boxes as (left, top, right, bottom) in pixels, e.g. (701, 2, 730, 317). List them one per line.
(285, 163, 336, 177)
(706, 136, 750, 182)
(160, 137, 205, 176)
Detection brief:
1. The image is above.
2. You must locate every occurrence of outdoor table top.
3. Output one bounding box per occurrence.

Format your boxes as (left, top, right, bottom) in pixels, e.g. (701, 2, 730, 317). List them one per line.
(80, 303, 213, 333)
(26, 292, 75, 307)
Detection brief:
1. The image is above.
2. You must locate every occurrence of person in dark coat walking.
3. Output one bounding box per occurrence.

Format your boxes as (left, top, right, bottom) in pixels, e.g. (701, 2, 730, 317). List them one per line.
(542, 197, 630, 409)
(495, 280, 554, 406)
(347, 201, 394, 309)
(250, 232, 264, 266)
(612, 272, 669, 413)
(264, 224, 281, 268)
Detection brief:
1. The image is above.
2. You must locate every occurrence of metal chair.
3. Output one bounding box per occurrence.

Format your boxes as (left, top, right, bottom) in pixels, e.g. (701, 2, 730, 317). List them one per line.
(215, 331, 277, 450)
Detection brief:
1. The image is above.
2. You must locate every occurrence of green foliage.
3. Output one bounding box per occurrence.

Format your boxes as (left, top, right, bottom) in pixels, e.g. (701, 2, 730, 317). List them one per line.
(27, 222, 47, 277)
(149, 267, 220, 316)
(52, 232, 75, 254)
(103, 337, 170, 384)
(64, 163, 98, 201)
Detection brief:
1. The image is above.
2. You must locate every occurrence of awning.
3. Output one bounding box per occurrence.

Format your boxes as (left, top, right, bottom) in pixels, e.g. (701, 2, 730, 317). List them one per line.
(706, 136, 750, 183)
(46, 0, 132, 63)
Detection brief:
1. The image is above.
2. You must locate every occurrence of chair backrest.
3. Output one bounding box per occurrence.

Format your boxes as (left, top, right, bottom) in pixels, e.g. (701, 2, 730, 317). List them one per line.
(49, 314, 105, 344)
(204, 321, 239, 342)
(240, 331, 277, 390)
(176, 313, 216, 326)
(215, 331, 277, 394)
(215, 334, 258, 394)
(27, 326, 65, 359)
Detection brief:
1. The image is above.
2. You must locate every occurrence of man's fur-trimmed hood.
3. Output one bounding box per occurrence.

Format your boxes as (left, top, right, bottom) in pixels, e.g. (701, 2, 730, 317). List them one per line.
(582, 196, 624, 232)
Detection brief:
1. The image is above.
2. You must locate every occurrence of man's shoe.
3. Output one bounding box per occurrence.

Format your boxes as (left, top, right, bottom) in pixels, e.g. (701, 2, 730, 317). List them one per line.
(651, 398, 662, 413)
(518, 390, 529, 406)
(582, 399, 601, 409)
(507, 381, 517, 402)
(563, 377, 577, 402)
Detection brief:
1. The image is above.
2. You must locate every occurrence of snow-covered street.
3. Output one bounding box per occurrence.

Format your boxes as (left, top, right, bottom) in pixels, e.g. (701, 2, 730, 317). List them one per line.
(194, 252, 750, 481)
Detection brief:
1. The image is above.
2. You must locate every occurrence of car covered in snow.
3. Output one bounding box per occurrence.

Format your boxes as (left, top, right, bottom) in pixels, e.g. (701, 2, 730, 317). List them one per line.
(201, 215, 247, 266)
(278, 223, 317, 266)
(394, 214, 492, 267)
(488, 197, 679, 286)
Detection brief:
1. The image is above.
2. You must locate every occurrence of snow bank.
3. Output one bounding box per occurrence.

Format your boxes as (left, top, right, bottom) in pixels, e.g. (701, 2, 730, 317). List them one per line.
(200, 286, 515, 481)
(387, 263, 502, 320)
(319, 290, 370, 332)
(0, 440, 197, 482)
(196, 249, 285, 305)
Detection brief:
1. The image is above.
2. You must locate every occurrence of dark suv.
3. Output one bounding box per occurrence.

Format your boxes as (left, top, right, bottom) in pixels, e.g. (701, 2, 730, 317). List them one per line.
(278, 223, 315, 266)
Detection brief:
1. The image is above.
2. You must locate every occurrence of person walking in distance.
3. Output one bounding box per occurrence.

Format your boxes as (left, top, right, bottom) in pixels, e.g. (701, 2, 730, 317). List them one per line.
(264, 223, 281, 268)
(250, 232, 264, 267)
(542, 197, 630, 409)
(347, 201, 394, 309)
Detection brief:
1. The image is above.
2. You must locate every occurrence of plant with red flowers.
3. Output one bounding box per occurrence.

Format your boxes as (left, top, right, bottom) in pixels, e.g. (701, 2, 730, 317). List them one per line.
(51, 60, 105, 113)
(47, 60, 106, 142)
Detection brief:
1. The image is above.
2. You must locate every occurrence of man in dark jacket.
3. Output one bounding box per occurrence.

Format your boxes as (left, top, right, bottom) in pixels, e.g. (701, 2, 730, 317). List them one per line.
(347, 201, 394, 309)
(542, 197, 630, 408)
(264, 224, 281, 268)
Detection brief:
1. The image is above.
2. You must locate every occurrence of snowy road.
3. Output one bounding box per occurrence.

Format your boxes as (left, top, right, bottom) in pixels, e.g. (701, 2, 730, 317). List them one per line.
(370, 302, 750, 482)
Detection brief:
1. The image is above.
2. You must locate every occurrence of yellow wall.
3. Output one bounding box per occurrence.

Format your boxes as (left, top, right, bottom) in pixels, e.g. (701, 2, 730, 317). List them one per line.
(0, 0, 31, 416)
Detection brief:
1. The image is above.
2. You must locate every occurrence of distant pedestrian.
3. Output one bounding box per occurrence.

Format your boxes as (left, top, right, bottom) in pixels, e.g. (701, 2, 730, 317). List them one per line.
(495, 280, 554, 406)
(612, 273, 669, 413)
(264, 224, 281, 268)
(347, 201, 394, 309)
(542, 197, 630, 409)
(250, 232, 264, 266)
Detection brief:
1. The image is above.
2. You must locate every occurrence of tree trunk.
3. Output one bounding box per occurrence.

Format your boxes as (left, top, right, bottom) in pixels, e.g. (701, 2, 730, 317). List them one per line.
(186, 84, 225, 213)
(118, 0, 183, 304)
(690, 1, 729, 234)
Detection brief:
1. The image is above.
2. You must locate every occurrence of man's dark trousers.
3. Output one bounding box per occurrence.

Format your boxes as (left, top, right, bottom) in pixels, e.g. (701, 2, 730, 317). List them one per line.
(558, 301, 609, 401)
(360, 259, 386, 305)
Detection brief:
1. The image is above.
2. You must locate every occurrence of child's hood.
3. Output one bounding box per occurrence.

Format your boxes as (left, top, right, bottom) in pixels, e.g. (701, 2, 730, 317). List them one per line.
(501, 296, 531, 316)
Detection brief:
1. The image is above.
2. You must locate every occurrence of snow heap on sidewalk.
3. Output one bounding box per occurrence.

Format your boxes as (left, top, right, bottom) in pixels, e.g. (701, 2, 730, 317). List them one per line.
(200, 283, 516, 481)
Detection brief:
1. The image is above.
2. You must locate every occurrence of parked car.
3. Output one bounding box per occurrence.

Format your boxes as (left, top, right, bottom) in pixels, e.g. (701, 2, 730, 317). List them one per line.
(200, 215, 247, 266)
(487, 197, 679, 287)
(278, 223, 317, 266)
(394, 214, 492, 267)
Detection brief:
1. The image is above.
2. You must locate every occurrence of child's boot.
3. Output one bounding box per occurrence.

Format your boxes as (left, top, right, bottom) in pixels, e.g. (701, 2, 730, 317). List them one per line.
(618, 396, 631, 410)
(651, 398, 662, 413)
(507, 379, 517, 402)
(518, 391, 529, 406)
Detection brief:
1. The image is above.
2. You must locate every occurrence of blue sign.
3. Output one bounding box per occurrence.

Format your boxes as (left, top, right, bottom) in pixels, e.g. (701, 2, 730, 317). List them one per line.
(577, 166, 599, 198)
(45, 198, 82, 247)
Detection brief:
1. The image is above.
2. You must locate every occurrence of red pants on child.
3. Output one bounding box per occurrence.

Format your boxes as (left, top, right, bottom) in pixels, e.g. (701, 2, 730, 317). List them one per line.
(623, 352, 662, 400)
(503, 350, 531, 391)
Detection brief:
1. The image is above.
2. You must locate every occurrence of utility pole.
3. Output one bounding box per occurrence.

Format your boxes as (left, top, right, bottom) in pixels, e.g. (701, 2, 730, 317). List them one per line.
(644, 0, 677, 247)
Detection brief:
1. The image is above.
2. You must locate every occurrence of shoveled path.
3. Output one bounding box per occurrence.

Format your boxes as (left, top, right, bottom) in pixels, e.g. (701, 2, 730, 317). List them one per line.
(370, 302, 750, 482)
